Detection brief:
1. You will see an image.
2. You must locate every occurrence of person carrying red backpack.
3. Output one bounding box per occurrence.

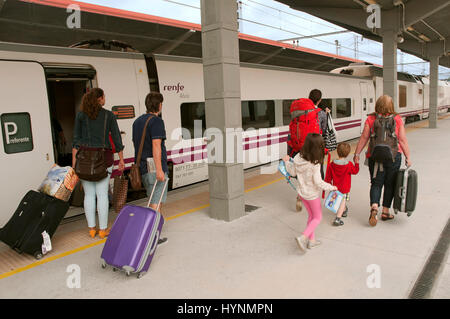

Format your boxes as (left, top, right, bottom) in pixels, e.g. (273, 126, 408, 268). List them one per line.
(287, 97, 322, 212)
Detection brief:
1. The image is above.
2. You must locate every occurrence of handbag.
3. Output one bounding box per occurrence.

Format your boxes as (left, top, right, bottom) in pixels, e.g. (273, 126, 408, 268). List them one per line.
(75, 111, 109, 182)
(112, 173, 128, 214)
(324, 113, 338, 152)
(129, 114, 154, 190)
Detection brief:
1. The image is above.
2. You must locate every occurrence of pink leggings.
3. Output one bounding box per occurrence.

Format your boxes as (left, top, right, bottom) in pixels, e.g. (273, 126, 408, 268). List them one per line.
(301, 197, 322, 240)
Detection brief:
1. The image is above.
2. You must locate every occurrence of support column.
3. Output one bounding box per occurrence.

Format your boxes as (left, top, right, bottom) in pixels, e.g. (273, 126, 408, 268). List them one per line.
(429, 55, 439, 128)
(200, 0, 245, 221)
(382, 30, 399, 111)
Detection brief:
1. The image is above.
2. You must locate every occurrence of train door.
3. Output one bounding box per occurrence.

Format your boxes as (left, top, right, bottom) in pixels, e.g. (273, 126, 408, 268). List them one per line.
(0, 60, 54, 226)
(44, 64, 96, 166)
(359, 82, 369, 133)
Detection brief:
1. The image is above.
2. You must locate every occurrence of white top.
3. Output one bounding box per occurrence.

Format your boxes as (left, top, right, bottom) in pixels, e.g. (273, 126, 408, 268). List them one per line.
(285, 154, 335, 200)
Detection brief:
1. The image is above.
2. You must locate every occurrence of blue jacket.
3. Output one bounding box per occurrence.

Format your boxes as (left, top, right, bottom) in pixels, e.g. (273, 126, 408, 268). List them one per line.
(72, 108, 124, 152)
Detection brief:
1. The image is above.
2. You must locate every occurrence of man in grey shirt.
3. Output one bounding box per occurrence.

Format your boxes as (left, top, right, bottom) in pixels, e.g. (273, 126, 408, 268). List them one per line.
(309, 89, 330, 134)
(309, 89, 330, 180)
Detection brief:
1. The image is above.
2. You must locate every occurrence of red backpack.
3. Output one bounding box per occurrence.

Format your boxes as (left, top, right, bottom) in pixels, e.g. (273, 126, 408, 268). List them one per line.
(287, 98, 322, 156)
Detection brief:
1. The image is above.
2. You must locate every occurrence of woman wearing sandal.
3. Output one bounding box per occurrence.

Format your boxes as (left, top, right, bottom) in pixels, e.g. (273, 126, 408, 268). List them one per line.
(353, 95, 411, 227)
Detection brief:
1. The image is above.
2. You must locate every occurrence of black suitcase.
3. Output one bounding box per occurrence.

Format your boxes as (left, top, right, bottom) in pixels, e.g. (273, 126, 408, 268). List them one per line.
(393, 167, 418, 216)
(0, 190, 69, 259)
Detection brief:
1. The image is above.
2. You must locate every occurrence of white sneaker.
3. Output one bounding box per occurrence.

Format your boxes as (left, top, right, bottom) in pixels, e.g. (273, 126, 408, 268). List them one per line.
(295, 235, 308, 252)
(307, 239, 322, 249)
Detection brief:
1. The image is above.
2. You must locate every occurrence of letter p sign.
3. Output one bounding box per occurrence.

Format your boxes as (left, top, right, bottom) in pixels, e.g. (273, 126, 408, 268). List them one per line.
(4, 122, 18, 145)
(366, 4, 381, 29)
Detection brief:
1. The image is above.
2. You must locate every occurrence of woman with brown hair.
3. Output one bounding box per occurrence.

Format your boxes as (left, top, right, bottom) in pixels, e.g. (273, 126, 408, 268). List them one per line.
(72, 88, 125, 238)
(353, 95, 411, 227)
(283, 133, 337, 253)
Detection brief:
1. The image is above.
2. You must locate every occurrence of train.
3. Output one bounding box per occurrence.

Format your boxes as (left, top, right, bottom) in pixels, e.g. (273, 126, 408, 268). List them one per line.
(0, 41, 449, 225)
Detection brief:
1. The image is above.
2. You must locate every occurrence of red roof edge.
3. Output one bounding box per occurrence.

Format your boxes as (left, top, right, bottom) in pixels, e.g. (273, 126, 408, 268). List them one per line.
(20, 0, 380, 67)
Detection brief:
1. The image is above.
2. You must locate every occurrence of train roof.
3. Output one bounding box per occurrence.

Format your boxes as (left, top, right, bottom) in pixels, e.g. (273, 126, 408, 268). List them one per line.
(0, 0, 377, 73)
(330, 64, 420, 83)
(154, 54, 372, 81)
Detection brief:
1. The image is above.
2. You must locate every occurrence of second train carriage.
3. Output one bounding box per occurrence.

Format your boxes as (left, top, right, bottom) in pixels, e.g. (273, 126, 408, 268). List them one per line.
(1, 41, 449, 225)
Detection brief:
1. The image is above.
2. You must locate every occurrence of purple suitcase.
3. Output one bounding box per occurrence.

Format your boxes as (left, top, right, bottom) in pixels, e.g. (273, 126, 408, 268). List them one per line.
(100, 179, 167, 278)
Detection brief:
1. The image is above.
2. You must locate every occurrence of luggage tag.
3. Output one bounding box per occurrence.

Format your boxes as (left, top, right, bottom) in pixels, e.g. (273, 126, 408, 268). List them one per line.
(41, 231, 52, 255)
(325, 190, 344, 214)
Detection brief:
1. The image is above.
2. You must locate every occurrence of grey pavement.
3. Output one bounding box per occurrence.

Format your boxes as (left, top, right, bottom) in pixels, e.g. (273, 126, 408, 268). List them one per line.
(0, 117, 449, 299)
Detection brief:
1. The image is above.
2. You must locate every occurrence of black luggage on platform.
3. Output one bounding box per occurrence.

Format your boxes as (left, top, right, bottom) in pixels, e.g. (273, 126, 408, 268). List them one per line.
(393, 167, 418, 216)
(0, 190, 69, 259)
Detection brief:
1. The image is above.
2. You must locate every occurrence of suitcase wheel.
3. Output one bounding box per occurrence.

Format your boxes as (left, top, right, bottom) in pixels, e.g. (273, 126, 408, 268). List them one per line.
(34, 252, 43, 260)
(394, 209, 398, 215)
(126, 271, 131, 277)
(112, 267, 118, 272)
(407, 212, 412, 217)
(137, 272, 146, 279)
(101, 262, 107, 269)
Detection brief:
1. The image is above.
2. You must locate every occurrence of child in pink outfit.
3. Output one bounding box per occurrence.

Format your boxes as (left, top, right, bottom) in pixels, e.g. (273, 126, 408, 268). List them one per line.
(283, 133, 336, 253)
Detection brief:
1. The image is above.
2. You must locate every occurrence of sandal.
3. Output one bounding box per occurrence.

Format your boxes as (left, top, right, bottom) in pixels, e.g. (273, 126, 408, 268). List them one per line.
(369, 208, 378, 227)
(381, 212, 395, 221)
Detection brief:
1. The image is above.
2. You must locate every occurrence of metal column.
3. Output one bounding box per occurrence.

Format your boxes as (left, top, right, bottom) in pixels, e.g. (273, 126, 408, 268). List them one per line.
(429, 55, 439, 128)
(200, 0, 245, 221)
(382, 29, 399, 110)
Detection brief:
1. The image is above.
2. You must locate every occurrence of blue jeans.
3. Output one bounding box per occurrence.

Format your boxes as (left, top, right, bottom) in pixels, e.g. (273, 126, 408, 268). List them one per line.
(368, 153, 401, 208)
(81, 166, 112, 230)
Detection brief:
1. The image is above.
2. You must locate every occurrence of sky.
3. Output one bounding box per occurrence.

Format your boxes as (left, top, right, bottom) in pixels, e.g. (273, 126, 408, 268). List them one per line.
(79, 0, 449, 79)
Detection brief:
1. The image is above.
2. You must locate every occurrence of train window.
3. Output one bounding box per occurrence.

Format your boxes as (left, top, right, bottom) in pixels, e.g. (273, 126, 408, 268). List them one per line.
(282, 100, 295, 125)
(180, 100, 276, 139)
(112, 105, 135, 119)
(321, 98, 352, 119)
(242, 100, 275, 130)
(180, 102, 206, 140)
(1, 112, 34, 154)
(399, 85, 407, 108)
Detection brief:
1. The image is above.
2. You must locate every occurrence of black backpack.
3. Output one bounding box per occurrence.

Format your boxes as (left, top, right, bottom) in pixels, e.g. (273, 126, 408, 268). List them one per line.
(368, 113, 398, 177)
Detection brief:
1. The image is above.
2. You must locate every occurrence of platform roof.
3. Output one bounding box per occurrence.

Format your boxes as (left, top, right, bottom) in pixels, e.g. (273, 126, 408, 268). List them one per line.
(274, 0, 450, 68)
(0, 0, 377, 73)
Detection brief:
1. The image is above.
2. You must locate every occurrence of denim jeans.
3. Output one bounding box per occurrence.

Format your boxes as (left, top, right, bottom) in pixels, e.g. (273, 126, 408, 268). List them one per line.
(368, 153, 402, 208)
(80, 166, 113, 230)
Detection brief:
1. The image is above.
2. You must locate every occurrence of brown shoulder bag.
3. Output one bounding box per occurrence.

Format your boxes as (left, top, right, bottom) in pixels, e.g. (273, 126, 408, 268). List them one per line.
(129, 114, 153, 190)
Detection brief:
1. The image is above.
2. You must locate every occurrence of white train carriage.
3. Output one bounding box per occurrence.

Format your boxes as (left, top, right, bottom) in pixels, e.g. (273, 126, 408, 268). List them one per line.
(1, 41, 449, 226)
(331, 64, 450, 121)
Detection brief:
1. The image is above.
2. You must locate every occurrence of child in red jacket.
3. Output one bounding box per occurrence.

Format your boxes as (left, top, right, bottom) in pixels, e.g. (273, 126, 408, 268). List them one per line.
(325, 142, 359, 226)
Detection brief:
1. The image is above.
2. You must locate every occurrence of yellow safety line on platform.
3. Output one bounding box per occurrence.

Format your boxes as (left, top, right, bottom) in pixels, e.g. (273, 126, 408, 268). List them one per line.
(0, 176, 285, 280)
(0, 239, 106, 280)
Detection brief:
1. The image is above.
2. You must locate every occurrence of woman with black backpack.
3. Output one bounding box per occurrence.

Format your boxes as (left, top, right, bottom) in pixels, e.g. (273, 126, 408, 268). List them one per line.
(353, 95, 411, 227)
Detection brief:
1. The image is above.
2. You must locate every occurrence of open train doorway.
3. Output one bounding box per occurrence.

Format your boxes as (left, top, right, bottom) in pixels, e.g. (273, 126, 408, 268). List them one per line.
(44, 64, 97, 166)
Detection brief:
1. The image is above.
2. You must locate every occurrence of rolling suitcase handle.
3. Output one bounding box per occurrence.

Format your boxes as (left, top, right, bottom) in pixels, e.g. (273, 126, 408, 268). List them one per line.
(396, 165, 411, 214)
(147, 177, 169, 212)
(400, 166, 409, 213)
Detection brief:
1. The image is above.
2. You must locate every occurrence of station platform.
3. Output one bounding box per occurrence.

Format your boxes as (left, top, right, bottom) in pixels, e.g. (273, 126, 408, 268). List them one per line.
(0, 115, 449, 299)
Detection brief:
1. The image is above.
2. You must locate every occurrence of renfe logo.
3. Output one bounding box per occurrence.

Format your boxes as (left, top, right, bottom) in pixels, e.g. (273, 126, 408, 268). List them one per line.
(163, 83, 184, 93)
